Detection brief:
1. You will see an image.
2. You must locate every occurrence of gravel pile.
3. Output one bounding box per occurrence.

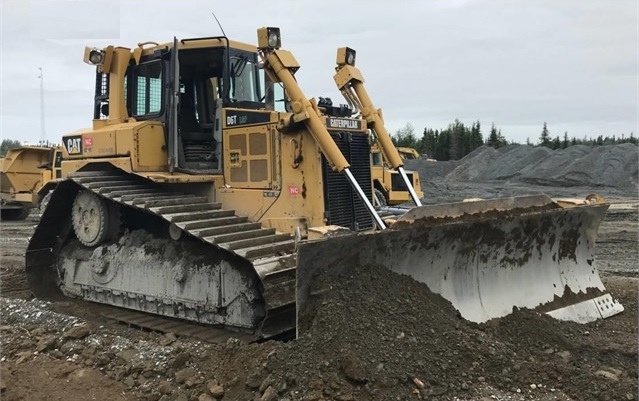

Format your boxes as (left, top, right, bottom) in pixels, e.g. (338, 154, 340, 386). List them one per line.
(404, 159, 459, 185)
(406, 144, 639, 190)
(224, 266, 637, 401)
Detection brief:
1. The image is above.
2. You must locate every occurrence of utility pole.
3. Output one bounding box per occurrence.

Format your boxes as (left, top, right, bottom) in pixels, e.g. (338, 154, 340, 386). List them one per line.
(38, 67, 46, 144)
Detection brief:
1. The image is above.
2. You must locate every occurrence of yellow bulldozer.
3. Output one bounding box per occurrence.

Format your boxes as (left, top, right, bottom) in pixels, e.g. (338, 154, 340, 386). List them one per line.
(26, 27, 622, 341)
(0, 145, 63, 220)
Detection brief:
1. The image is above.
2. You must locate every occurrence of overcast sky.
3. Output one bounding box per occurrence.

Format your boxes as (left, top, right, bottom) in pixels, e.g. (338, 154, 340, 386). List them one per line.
(1, 0, 637, 145)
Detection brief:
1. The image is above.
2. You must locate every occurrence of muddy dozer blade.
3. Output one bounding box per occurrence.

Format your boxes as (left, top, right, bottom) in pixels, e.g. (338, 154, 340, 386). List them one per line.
(296, 195, 623, 337)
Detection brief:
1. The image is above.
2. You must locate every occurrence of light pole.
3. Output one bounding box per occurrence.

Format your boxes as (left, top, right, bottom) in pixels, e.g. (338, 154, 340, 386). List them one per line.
(38, 67, 46, 144)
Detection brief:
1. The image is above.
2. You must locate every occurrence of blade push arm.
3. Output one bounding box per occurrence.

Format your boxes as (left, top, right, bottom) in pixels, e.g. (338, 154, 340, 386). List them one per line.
(333, 48, 422, 206)
(257, 28, 386, 229)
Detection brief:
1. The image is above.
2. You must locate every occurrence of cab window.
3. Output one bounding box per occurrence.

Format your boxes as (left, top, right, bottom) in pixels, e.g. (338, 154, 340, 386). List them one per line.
(133, 60, 162, 116)
(371, 152, 383, 166)
(230, 57, 259, 103)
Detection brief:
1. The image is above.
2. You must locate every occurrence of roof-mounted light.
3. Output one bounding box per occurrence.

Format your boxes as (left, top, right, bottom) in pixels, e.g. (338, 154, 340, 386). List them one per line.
(83, 47, 105, 65)
(89, 49, 104, 64)
(258, 27, 281, 50)
(336, 47, 356, 67)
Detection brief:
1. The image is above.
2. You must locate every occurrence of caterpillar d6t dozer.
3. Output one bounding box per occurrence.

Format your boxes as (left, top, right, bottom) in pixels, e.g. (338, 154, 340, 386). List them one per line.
(26, 28, 622, 342)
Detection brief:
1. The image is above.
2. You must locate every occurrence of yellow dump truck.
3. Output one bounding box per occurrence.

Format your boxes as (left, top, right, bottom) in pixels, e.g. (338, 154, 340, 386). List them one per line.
(0, 145, 63, 220)
(371, 144, 423, 206)
(396, 146, 421, 159)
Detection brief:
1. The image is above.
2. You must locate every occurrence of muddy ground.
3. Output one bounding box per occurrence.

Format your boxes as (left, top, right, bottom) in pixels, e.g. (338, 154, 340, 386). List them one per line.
(0, 190, 637, 401)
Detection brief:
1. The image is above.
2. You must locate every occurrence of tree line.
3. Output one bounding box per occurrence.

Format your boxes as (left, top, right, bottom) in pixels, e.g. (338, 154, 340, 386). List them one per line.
(535, 122, 637, 150)
(392, 121, 637, 161)
(1, 139, 61, 157)
(0, 139, 22, 157)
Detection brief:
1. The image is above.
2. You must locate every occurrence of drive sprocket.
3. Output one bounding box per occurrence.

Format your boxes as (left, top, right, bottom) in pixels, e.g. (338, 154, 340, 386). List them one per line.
(71, 190, 111, 247)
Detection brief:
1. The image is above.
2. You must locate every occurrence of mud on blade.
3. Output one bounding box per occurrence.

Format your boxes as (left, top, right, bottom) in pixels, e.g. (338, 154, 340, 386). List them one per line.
(296, 195, 623, 336)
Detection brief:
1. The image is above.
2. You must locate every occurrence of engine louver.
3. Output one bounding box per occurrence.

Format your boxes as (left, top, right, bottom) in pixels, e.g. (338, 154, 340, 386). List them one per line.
(322, 132, 373, 231)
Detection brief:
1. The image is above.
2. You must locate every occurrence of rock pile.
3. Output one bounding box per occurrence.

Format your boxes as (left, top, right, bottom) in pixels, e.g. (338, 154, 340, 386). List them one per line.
(1, 266, 637, 401)
(236, 266, 636, 401)
(405, 143, 639, 190)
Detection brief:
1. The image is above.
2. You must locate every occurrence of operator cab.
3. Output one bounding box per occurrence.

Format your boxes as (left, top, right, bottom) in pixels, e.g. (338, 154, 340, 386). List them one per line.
(170, 39, 265, 173)
(92, 37, 266, 174)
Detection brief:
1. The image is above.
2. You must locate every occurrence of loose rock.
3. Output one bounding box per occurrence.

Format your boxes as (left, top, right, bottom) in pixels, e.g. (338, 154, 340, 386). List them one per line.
(260, 386, 277, 401)
(159, 333, 177, 346)
(171, 352, 190, 369)
(594, 370, 619, 381)
(63, 324, 91, 339)
(174, 368, 197, 384)
(197, 394, 215, 401)
(208, 384, 224, 398)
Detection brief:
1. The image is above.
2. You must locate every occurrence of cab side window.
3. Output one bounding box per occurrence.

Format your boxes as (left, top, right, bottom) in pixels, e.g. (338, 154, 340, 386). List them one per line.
(371, 152, 383, 166)
(133, 60, 162, 116)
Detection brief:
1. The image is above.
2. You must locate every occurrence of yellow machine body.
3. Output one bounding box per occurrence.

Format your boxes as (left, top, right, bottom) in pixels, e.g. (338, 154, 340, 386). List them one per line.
(0, 145, 62, 219)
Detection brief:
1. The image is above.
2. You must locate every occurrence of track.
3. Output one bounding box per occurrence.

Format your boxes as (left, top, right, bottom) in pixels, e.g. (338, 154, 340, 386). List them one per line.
(26, 170, 299, 341)
(91, 303, 257, 343)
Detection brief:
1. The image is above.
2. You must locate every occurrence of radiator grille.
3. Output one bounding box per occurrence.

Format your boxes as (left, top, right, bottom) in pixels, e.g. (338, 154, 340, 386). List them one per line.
(322, 132, 373, 231)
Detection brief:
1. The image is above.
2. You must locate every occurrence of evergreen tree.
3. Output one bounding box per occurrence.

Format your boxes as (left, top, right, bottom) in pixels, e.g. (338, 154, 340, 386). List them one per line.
(470, 120, 484, 150)
(486, 124, 506, 148)
(562, 131, 569, 149)
(487, 124, 498, 147)
(449, 119, 466, 160)
(420, 128, 438, 158)
(497, 129, 506, 147)
(435, 130, 451, 161)
(539, 122, 551, 147)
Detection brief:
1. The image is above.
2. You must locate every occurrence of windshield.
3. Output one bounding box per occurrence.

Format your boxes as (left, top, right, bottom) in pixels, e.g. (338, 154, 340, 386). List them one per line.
(230, 56, 260, 103)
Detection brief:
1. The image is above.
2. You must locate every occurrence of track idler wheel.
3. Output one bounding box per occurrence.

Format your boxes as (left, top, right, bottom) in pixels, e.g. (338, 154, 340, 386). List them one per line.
(71, 190, 119, 247)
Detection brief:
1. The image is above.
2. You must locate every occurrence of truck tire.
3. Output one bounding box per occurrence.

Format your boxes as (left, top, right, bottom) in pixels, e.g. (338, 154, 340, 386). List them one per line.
(39, 190, 53, 214)
(374, 188, 388, 207)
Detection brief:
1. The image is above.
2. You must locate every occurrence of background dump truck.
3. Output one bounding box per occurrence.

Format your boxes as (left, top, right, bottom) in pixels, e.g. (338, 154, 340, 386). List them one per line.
(371, 143, 423, 206)
(396, 146, 421, 159)
(0, 145, 62, 220)
(25, 27, 621, 343)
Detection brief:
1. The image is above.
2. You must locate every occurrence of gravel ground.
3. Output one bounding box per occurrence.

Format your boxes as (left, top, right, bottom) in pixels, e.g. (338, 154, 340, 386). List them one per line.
(1, 181, 637, 401)
(0, 255, 636, 401)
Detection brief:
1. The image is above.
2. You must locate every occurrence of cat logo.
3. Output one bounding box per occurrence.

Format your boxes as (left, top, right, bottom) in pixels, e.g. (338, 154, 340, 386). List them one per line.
(64, 135, 83, 155)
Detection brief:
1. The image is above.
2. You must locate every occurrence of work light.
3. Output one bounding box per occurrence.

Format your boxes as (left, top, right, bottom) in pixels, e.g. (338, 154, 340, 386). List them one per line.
(89, 49, 104, 65)
(336, 47, 356, 66)
(258, 27, 281, 50)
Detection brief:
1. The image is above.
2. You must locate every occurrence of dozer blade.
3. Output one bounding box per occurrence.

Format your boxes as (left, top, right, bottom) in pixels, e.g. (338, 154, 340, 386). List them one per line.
(296, 195, 623, 336)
